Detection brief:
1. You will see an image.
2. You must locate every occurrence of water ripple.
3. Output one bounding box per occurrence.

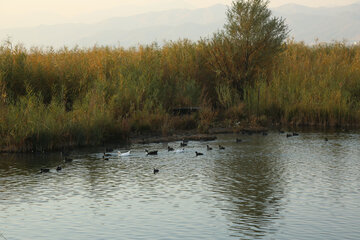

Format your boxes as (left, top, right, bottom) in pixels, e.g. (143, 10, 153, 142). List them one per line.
(1, 132, 360, 239)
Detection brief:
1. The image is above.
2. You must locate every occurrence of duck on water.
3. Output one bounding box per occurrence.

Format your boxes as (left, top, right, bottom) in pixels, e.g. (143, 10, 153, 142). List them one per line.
(146, 149, 158, 155)
(118, 150, 131, 156)
(195, 151, 204, 156)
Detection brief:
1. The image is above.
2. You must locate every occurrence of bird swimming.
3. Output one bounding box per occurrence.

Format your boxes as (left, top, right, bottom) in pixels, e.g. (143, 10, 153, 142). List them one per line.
(40, 168, 50, 173)
(146, 149, 158, 155)
(174, 148, 184, 153)
(104, 152, 112, 157)
(118, 150, 131, 156)
(195, 151, 203, 156)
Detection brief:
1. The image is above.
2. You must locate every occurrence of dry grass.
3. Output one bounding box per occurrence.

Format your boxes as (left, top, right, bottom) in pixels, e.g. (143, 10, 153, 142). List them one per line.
(1, 40, 360, 151)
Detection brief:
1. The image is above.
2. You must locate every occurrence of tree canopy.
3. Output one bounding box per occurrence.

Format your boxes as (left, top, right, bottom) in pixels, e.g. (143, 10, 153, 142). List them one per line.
(206, 0, 289, 98)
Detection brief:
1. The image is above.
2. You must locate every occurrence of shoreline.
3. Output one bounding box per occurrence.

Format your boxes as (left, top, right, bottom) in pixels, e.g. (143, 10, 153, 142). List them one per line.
(126, 125, 269, 145)
(0, 126, 266, 153)
(1, 124, 359, 154)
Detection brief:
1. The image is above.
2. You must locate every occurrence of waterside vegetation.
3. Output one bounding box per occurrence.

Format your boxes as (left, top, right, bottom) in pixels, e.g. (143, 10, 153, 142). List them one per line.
(1, 0, 360, 152)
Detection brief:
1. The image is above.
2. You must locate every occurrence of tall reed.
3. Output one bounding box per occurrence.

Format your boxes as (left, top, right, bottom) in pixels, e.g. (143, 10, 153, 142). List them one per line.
(245, 41, 360, 127)
(1, 40, 360, 151)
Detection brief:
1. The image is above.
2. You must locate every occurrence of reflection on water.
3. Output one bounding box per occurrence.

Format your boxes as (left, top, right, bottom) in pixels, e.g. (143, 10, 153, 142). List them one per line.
(209, 137, 287, 239)
(1, 131, 360, 239)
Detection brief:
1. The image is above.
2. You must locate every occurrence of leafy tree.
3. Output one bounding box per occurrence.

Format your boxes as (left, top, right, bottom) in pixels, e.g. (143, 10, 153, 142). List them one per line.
(206, 0, 289, 98)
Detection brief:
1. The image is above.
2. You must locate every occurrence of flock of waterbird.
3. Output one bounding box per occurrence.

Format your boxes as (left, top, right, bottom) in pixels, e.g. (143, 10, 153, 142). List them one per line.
(39, 130, 311, 174)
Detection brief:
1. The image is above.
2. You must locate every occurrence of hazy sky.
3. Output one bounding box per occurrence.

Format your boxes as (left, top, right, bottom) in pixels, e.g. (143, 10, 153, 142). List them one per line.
(1, 0, 359, 29)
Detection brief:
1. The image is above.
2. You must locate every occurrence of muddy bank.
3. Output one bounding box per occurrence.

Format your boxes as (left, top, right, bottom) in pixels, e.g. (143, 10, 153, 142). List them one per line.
(130, 126, 269, 145)
(0, 126, 269, 153)
(131, 133, 217, 144)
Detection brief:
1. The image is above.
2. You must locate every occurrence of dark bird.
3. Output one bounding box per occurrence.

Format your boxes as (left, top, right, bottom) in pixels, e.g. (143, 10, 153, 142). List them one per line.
(64, 157, 73, 162)
(104, 152, 112, 157)
(219, 145, 225, 150)
(286, 133, 293, 138)
(195, 151, 203, 156)
(168, 146, 174, 151)
(180, 142, 187, 147)
(207, 145, 212, 150)
(102, 154, 109, 160)
(153, 168, 159, 174)
(236, 138, 242, 143)
(40, 168, 50, 173)
(292, 132, 299, 136)
(56, 166, 62, 171)
(146, 149, 158, 155)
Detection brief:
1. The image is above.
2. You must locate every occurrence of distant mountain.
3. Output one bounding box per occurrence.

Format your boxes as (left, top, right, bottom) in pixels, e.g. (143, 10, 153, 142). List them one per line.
(1, 3, 360, 48)
(0, 5, 227, 48)
(272, 2, 360, 44)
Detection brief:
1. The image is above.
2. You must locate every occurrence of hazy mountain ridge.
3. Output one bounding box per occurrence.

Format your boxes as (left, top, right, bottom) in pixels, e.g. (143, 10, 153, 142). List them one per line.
(97, 4, 227, 29)
(1, 2, 360, 48)
(76, 22, 225, 47)
(0, 5, 227, 48)
(272, 2, 360, 43)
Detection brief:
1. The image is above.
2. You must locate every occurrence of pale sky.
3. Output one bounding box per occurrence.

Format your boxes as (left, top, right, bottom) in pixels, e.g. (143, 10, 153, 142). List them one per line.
(1, 0, 359, 29)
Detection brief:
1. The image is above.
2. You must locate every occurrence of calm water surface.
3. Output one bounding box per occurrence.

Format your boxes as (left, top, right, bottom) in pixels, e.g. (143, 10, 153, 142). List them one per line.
(1, 131, 360, 239)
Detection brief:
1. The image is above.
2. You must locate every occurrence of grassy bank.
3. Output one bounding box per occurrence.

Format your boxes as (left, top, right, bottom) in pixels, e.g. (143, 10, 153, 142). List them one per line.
(0, 40, 360, 152)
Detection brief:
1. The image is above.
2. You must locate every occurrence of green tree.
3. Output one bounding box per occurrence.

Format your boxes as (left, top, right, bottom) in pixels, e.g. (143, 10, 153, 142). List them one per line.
(206, 0, 289, 98)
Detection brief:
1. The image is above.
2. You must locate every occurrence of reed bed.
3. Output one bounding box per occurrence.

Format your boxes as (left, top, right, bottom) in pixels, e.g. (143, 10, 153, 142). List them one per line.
(245, 41, 360, 127)
(0, 40, 359, 151)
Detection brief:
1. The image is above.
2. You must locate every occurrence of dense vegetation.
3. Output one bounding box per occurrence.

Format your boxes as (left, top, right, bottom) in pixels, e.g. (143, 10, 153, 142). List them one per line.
(1, 0, 360, 152)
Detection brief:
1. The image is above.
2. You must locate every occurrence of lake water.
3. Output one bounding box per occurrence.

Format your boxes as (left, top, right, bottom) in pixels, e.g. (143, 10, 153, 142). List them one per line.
(1, 131, 360, 239)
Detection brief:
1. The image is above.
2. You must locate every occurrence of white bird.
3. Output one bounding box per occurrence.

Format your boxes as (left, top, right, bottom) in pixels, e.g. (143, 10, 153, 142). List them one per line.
(118, 150, 131, 156)
(174, 148, 185, 153)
